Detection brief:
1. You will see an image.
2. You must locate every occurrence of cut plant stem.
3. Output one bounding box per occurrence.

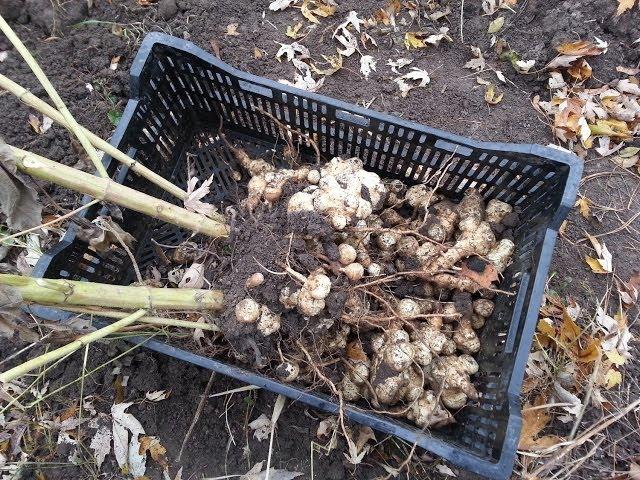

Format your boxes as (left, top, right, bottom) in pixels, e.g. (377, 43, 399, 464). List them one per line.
(7, 145, 229, 238)
(0, 16, 108, 178)
(0, 73, 188, 201)
(0, 309, 147, 383)
(0, 274, 225, 311)
(58, 306, 221, 332)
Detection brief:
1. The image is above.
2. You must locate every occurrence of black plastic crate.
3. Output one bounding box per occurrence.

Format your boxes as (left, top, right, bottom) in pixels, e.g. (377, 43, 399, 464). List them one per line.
(32, 33, 581, 479)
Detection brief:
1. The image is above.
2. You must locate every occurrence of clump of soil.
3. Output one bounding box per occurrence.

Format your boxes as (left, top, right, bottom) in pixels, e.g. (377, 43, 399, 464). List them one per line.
(209, 183, 347, 367)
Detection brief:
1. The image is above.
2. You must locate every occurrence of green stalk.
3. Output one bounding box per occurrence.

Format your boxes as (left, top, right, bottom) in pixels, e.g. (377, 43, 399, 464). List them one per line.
(0, 274, 225, 311)
(7, 145, 229, 237)
(59, 306, 221, 331)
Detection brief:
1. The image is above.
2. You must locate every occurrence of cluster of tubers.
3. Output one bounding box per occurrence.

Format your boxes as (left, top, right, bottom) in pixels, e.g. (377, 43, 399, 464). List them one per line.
(227, 153, 518, 429)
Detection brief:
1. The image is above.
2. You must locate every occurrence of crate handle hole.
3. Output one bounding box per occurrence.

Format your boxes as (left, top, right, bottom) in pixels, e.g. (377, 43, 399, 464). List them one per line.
(335, 109, 370, 127)
(239, 80, 273, 99)
(434, 139, 473, 157)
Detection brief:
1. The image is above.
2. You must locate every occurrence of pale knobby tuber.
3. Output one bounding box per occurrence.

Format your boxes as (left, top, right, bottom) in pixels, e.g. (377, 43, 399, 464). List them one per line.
(245, 272, 265, 289)
(286, 157, 386, 230)
(396, 298, 438, 319)
(423, 201, 459, 243)
(337, 243, 357, 265)
(368, 330, 425, 405)
(367, 263, 382, 276)
(383, 179, 407, 207)
(426, 355, 479, 410)
(405, 184, 441, 211)
(257, 305, 281, 336)
(240, 151, 311, 210)
(236, 298, 260, 323)
(410, 317, 449, 361)
(279, 270, 332, 317)
(473, 298, 495, 318)
(453, 320, 481, 354)
(486, 239, 516, 273)
(433, 188, 497, 269)
(485, 199, 513, 224)
(341, 262, 364, 282)
(469, 299, 495, 329)
(276, 361, 300, 382)
(405, 390, 453, 428)
(279, 286, 299, 310)
(340, 357, 371, 401)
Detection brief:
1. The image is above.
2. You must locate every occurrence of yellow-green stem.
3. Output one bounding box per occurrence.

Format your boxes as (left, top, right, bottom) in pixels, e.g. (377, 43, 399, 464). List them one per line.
(0, 274, 225, 311)
(0, 309, 147, 383)
(0, 73, 188, 201)
(7, 145, 229, 237)
(58, 306, 221, 331)
(0, 15, 108, 178)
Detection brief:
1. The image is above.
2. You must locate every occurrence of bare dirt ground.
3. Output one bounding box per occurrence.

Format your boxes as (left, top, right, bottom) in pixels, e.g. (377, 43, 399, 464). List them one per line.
(1, 0, 639, 479)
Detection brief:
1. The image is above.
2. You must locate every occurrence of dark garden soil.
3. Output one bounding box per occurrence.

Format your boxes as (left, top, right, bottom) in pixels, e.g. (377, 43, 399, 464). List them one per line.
(1, 0, 639, 479)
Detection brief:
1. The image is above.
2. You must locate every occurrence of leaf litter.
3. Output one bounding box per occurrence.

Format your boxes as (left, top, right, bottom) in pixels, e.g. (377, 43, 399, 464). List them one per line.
(0, 143, 43, 232)
(111, 402, 146, 476)
(394, 68, 431, 97)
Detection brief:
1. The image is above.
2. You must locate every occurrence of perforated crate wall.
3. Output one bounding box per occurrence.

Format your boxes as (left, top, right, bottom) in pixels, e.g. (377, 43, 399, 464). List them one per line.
(33, 33, 581, 479)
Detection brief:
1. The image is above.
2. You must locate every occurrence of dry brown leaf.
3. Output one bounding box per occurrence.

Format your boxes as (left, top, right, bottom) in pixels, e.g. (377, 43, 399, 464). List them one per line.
(464, 46, 486, 72)
(612, 147, 640, 169)
(576, 337, 601, 363)
(286, 22, 304, 39)
(616, 271, 640, 306)
(0, 144, 43, 232)
(574, 197, 591, 218)
(28, 114, 41, 133)
(178, 263, 205, 289)
(616, 0, 637, 15)
(435, 464, 457, 477)
(301, 0, 336, 23)
(404, 28, 452, 49)
(225, 23, 240, 36)
(394, 68, 430, 97)
(77, 216, 136, 253)
(269, 0, 296, 11)
(567, 58, 592, 81)
(585, 255, 609, 273)
(584, 234, 613, 273)
(139, 435, 168, 468)
(605, 349, 626, 366)
(556, 40, 605, 56)
(519, 398, 564, 451)
(346, 340, 367, 362)
(254, 47, 264, 59)
(184, 175, 219, 218)
(616, 65, 640, 75)
(484, 83, 504, 105)
(603, 368, 622, 389)
(487, 16, 504, 34)
(310, 54, 343, 75)
(460, 259, 499, 288)
(355, 425, 376, 454)
(0, 285, 40, 343)
(535, 318, 556, 348)
(589, 119, 632, 139)
(210, 39, 221, 58)
(559, 310, 581, 346)
(547, 39, 607, 70)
